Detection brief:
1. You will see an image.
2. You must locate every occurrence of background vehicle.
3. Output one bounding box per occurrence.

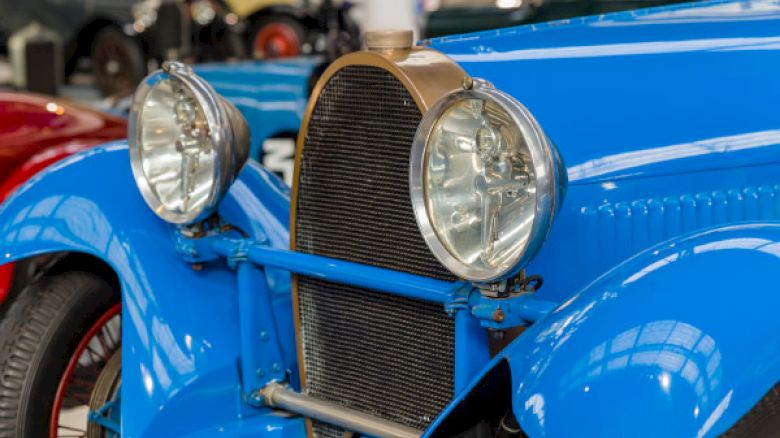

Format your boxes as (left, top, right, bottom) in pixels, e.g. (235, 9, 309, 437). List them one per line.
(222, 0, 361, 59)
(0, 92, 126, 306)
(0, 0, 255, 97)
(3, 0, 780, 437)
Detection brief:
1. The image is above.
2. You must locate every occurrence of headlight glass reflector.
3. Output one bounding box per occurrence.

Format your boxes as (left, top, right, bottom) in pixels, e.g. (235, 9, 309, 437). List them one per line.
(139, 78, 215, 217)
(129, 62, 249, 224)
(411, 80, 560, 282)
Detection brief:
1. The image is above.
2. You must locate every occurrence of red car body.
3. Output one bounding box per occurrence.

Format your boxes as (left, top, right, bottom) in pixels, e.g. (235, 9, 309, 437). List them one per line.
(0, 92, 126, 301)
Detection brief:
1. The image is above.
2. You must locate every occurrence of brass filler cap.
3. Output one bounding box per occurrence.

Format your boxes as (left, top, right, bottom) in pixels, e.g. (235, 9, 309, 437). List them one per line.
(365, 30, 414, 51)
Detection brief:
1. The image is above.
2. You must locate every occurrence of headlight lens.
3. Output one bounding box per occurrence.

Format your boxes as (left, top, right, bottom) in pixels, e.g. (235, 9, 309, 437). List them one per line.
(129, 62, 249, 224)
(410, 79, 561, 282)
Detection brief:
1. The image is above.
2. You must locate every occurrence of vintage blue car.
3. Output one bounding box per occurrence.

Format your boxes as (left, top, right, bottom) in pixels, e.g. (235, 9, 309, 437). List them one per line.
(1, 0, 779, 436)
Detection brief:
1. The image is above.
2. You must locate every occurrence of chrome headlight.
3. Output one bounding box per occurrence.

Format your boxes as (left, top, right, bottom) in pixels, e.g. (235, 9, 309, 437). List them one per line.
(129, 62, 249, 224)
(410, 79, 562, 282)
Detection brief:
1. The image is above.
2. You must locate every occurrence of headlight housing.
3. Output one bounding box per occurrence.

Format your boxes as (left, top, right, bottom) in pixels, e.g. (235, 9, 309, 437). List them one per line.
(410, 79, 562, 282)
(129, 62, 249, 224)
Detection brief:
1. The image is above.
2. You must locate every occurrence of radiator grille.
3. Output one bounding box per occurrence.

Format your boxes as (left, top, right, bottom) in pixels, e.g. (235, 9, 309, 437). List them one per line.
(294, 65, 456, 434)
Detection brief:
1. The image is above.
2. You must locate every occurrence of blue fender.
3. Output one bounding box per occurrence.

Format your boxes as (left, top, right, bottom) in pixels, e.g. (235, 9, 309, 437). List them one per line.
(492, 223, 780, 437)
(0, 143, 303, 437)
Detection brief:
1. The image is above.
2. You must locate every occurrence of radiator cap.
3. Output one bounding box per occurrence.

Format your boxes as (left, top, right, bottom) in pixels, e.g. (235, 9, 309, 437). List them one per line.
(365, 30, 414, 51)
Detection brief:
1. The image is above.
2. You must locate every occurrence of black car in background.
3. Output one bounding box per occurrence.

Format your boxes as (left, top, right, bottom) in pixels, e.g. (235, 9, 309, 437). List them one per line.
(0, 0, 245, 96)
(215, 0, 360, 60)
(423, 0, 693, 38)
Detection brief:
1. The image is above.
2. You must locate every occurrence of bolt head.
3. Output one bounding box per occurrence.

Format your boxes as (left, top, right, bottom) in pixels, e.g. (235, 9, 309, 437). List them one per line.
(250, 391, 263, 404)
(492, 307, 505, 323)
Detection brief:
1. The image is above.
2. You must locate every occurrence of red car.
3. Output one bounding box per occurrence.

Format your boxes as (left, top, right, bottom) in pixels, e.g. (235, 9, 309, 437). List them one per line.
(0, 92, 126, 302)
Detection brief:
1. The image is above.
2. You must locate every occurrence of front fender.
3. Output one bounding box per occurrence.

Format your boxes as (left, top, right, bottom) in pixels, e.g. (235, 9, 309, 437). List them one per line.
(500, 224, 780, 437)
(0, 142, 96, 301)
(0, 143, 299, 437)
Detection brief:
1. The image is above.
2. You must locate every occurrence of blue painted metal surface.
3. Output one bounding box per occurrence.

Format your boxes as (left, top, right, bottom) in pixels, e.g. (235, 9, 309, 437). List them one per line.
(454, 311, 491, 392)
(209, 237, 469, 305)
(427, 0, 780, 304)
(237, 262, 287, 400)
(178, 231, 557, 327)
(501, 224, 780, 437)
(0, 144, 304, 437)
(89, 396, 121, 436)
(427, 224, 780, 437)
(2, 0, 780, 435)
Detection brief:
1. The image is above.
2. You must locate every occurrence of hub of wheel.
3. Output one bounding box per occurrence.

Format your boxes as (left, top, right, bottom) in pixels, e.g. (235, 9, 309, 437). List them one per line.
(87, 350, 122, 437)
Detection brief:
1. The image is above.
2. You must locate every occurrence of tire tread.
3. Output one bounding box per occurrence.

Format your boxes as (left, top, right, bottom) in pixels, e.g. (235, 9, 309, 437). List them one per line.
(0, 272, 114, 437)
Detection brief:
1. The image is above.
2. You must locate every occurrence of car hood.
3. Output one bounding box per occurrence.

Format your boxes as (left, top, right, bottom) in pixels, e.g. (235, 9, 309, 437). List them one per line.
(427, 0, 780, 185)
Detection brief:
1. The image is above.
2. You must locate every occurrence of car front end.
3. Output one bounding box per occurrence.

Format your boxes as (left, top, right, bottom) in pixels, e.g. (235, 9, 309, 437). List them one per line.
(3, 1, 780, 436)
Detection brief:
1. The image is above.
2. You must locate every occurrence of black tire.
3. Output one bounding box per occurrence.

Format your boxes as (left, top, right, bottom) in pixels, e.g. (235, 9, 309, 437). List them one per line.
(91, 27, 146, 97)
(194, 24, 246, 62)
(724, 382, 780, 437)
(249, 15, 306, 59)
(0, 272, 117, 437)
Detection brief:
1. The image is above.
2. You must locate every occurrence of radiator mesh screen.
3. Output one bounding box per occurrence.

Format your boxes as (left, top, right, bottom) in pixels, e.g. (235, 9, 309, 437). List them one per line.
(294, 65, 456, 434)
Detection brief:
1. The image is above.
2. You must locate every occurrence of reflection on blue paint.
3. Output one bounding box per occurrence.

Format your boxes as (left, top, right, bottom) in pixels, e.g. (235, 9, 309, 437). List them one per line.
(568, 130, 780, 182)
(561, 320, 722, 411)
(450, 36, 780, 62)
(496, 224, 780, 437)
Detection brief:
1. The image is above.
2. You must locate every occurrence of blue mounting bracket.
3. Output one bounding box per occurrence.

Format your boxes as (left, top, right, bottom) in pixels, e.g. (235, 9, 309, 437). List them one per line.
(88, 395, 121, 436)
(172, 225, 560, 403)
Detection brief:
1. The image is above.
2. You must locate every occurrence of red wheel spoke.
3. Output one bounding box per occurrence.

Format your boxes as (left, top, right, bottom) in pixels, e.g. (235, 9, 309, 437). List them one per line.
(50, 303, 121, 438)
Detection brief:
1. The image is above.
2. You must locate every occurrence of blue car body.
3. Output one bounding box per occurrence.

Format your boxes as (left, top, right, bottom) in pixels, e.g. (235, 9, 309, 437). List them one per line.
(2, 0, 780, 436)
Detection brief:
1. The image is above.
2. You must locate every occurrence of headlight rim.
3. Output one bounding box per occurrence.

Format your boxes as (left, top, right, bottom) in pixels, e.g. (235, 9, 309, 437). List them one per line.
(128, 61, 237, 225)
(409, 79, 559, 283)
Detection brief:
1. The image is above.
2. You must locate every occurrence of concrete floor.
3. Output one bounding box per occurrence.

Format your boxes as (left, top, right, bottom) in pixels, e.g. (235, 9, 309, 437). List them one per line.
(58, 406, 90, 436)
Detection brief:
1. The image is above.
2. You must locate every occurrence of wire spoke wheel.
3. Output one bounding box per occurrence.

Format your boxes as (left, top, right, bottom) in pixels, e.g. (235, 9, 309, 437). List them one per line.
(87, 351, 122, 438)
(93, 39, 135, 96)
(252, 18, 304, 59)
(91, 28, 146, 97)
(50, 304, 121, 438)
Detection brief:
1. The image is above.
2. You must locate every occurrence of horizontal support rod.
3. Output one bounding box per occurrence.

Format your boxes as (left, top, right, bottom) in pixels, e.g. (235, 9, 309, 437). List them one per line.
(211, 238, 468, 304)
(262, 383, 422, 438)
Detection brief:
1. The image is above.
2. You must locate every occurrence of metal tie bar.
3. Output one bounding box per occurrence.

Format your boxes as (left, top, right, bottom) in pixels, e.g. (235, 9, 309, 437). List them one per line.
(262, 383, 423, 438)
